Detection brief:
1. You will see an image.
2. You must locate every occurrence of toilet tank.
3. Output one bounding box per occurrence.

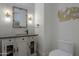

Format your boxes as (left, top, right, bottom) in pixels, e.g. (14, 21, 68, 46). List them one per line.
(58, 40, 74, 54)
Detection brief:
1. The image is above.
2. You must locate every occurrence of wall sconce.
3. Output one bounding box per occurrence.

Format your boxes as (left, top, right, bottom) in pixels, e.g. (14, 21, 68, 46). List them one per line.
(4, 9, 11, 17)
(5, 12, 11, 17)
(4, 9, 11, 23)
(28, 14, 33, 24)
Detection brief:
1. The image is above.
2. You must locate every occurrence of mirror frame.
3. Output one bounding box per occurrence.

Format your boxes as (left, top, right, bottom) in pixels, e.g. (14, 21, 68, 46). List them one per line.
(13, 6, 28, 28)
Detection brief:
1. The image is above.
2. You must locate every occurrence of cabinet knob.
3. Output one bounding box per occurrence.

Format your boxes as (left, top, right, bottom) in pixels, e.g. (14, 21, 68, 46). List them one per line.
(9, 40, 11, 41)
(22, 38, 24, 40)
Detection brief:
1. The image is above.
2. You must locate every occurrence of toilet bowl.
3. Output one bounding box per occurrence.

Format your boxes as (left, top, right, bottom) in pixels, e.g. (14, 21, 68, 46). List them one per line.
(49, 40, 74, 56)
(49, 49, 72, 56)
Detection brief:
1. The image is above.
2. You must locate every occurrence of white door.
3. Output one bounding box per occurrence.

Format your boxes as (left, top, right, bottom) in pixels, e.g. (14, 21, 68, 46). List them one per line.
(16, 37, 28, 56)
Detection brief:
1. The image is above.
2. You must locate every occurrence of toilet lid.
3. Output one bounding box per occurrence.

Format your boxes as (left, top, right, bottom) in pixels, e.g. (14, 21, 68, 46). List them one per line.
(49, 49, 72, 56)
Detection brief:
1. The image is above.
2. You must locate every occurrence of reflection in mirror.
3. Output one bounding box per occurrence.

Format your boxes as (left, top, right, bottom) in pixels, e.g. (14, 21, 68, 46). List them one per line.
(13, 6, 27, 28)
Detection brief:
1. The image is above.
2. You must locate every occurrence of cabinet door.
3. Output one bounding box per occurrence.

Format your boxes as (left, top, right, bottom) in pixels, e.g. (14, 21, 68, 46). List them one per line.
(16, 37, 28, 56)
(2, 39, 9, 56)
(2, 39, 15, 56)
(27, 36, 37, 56)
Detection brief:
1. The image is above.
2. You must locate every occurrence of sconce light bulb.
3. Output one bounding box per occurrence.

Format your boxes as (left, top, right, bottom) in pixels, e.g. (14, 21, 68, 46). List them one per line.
(28, 14, 33, 24)
(29, 16, 32, 20)
(5, 17, 11, 23)
(28, 20, 32, 24)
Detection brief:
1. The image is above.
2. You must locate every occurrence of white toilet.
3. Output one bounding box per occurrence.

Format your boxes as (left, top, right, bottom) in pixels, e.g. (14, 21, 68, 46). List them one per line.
(49, 40, 74, 56)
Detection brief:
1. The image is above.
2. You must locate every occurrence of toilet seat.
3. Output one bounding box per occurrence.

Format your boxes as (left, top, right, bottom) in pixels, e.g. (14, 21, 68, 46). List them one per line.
(49, 49, 72, 56)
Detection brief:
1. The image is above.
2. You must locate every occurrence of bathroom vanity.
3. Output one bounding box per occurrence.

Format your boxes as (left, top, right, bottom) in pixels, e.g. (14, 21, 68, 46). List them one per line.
(0, 5, 38, 56)
(0, 34, 38, 56)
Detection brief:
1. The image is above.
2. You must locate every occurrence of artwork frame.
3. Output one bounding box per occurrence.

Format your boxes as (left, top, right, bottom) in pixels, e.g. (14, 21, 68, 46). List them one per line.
(58, 7, 79, 22)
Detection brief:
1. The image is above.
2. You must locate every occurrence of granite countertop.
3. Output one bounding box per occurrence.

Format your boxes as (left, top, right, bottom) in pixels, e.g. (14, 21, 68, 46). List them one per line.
(0, 34, 38, 39)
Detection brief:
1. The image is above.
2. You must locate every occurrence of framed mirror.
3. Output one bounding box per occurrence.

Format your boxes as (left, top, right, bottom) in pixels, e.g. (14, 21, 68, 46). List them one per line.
(13, 6, 27, 28)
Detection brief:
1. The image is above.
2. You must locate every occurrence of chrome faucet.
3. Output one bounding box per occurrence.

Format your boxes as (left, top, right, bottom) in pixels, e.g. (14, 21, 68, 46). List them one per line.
(25, 29, 28, 35)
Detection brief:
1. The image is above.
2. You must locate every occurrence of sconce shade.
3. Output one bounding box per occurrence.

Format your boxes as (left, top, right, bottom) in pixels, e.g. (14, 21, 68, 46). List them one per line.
(28, 16, 32, 20)
(5, 12, 11, 17)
